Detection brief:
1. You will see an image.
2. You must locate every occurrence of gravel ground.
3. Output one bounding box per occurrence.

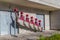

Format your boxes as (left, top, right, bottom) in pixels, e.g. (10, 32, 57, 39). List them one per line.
(0, 30, 59, 40)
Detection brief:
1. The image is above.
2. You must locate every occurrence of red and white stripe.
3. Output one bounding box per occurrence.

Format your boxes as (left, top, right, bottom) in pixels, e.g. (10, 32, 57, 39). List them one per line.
(30, 23, 34, 30)
(17, 18, 24, 26)
(24, 21, 30, 28)
(17, 12, 24, 26)
(34, 24, 38, 31)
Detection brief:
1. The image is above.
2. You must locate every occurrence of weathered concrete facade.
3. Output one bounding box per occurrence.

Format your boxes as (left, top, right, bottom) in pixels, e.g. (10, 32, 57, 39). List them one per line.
(29, 0, 60, 8)
(0, 2, 51, 35)
(51, 10, 60, 30)
(0, 0, 60, 35)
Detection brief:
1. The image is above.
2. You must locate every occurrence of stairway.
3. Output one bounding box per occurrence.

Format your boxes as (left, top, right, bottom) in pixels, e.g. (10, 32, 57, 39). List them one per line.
(17, 12, 43, 32)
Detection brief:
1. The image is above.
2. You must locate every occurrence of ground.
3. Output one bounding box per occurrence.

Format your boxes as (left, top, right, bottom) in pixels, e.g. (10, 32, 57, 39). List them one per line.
(0, 30, 59, 40)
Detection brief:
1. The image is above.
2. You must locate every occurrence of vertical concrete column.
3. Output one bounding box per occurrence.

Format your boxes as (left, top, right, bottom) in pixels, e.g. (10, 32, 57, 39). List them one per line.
(45, 13, 50, 30)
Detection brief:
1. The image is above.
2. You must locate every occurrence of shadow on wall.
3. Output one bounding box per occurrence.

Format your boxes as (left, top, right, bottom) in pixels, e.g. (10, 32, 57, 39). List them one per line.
(17, 22, 37, 32)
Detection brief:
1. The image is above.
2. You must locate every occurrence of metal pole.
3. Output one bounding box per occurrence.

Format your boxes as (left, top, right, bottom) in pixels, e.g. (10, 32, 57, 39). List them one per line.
(10, 12, 12, 35)
(14, 12, 16, 36)
(13, 8, 18, 36)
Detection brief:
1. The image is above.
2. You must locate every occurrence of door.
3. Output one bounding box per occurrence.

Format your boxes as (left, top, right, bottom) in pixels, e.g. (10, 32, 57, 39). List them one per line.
(0, 11, 18, 35)
(0, 11, 11, 35)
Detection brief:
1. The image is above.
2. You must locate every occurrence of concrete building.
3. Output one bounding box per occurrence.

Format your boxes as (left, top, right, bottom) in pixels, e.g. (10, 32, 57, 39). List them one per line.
(0, 0, 60, 35)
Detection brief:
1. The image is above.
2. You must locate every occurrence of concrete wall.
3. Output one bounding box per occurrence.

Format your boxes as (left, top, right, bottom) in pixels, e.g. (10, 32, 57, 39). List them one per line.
(51, 10, 60, 30)
(0, 2, 50, 31)
(45, 12, 50, 30)
(29, 0, 60, 8)
(18, 10, 50, 31)
(18, 11, 50, 34)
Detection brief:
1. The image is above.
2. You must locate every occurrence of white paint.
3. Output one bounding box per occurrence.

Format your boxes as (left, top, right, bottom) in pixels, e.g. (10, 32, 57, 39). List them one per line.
(45, 13, 50, 30)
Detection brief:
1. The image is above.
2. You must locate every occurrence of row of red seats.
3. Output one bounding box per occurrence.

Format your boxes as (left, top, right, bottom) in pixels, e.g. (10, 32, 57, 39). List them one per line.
(13, 8, 42, 31)
(19, 12, 41, 27)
